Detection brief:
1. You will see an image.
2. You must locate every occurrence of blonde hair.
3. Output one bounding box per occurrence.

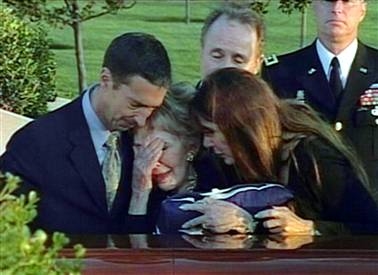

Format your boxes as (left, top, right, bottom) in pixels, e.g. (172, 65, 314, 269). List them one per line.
(143, 82, 201, 152)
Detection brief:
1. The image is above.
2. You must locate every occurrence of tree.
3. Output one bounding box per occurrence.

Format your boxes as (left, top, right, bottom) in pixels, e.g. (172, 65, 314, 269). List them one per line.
(4, 0, 136, 94)
(230, 0, 310, 14)
(248, 0, 312, 48)
(1, 7, 56, 118)
(185, 0, 191, 24)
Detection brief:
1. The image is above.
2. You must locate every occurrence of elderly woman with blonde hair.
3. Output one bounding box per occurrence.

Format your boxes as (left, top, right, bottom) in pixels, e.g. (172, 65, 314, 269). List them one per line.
(128, 82, 209, 232)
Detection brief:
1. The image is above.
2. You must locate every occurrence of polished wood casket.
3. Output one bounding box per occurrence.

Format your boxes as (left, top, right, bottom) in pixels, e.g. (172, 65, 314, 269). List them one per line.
(62, 234, 378, 274)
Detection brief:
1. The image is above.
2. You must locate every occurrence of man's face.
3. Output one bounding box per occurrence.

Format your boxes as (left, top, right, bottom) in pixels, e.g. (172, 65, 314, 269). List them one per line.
(201, 15, 260, 77)
(313, 0, 366, 44)
(102, 74, 167, 131)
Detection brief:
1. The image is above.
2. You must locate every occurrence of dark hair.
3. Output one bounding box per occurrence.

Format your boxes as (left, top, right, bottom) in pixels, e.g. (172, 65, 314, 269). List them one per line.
(201, 2, 265, 58)
(102, 32, 171, 88)
(191, 67, 368, 185)
(192, 68, 280, 181)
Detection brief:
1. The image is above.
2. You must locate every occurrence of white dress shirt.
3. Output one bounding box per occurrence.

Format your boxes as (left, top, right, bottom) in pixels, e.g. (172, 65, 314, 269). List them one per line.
(316, 39, 358, 88)
(82, 84, 111, 165)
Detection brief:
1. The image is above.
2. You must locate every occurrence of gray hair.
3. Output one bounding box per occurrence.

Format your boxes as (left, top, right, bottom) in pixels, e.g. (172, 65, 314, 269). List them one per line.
(201, 2, 265, 57)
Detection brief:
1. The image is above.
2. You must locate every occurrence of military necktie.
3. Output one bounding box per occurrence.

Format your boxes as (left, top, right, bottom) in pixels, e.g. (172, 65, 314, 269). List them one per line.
(329, 57, 343, 98)
(102, 132, 121, 211)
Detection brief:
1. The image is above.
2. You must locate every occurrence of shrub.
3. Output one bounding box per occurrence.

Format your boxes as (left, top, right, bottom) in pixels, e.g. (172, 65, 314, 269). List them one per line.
(0, 8, 57, 118)
(0, 172, 85, 274)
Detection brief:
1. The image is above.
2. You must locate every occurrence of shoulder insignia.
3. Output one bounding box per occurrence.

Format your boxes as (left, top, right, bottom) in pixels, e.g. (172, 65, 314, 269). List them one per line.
(263, 54, 279, 66)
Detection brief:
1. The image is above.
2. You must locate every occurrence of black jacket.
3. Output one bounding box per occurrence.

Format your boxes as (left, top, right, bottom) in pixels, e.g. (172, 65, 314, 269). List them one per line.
(287, 136, 378, 235)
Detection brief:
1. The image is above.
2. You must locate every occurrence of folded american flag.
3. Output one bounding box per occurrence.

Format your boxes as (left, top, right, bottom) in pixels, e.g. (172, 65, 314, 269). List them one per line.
(156, 183, 294, 234)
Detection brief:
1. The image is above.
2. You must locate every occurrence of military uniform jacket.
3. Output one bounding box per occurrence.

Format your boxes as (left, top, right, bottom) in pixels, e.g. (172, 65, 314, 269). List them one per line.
(261, 41, 378, 194)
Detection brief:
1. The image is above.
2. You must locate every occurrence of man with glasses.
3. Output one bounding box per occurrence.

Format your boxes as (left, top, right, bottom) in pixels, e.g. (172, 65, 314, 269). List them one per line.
(262, 0, 378, 194)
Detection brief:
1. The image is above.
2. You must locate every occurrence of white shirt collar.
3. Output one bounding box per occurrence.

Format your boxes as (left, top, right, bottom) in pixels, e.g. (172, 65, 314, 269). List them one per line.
(82, 84, 110, 163)
(316, 39, 358, 87)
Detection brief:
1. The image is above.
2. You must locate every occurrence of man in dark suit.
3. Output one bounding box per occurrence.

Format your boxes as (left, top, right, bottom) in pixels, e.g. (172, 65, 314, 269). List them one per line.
(262, 0, 378, 194)
(0, 32, 172, 234)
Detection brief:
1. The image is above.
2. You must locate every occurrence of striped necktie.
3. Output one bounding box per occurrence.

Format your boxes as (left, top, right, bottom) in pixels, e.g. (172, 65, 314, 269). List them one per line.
(102, 132, 121, 211)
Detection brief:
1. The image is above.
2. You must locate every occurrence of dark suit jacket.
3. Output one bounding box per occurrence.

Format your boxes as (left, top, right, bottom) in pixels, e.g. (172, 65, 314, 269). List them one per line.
(262, 41, 378, 194)
(0, 96, 146, 234)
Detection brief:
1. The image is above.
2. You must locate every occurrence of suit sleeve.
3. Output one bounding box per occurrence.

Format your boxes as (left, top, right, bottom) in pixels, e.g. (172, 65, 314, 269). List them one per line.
(0, 126, 43, 196)
(287, 137, 378, 235)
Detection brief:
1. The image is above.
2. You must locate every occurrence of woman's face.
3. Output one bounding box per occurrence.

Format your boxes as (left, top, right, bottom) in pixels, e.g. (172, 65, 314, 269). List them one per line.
(199, 118, 234, 165)
(134, 128, 190, 191)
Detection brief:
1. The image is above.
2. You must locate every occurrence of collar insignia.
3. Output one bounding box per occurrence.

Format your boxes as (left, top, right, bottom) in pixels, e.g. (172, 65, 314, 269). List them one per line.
(307, 68, 316, 75)
(263, 54, 279, 66)
(359, 67, 368, 74)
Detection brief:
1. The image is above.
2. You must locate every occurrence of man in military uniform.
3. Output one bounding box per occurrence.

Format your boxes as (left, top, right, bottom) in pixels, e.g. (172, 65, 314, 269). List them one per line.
(262, 0, 378, 194)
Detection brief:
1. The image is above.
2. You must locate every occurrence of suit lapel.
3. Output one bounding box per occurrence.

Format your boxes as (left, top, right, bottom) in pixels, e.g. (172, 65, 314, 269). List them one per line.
(68, 102, 108, 215)
(336, 43, 376, 121)
(68, 120, 135, 217)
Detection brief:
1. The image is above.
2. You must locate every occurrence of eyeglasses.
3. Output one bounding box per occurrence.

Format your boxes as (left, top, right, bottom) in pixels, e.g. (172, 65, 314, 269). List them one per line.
(320, 0, 364, 8)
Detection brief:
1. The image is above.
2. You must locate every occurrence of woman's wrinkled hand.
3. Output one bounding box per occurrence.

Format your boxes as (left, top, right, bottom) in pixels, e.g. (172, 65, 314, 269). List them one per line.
(182, 234, 255, 249)
(132, 136, 164, 193)
(180, 198, 256, 234)
(129, 136, 164, 215)
(263, 234, 314, 250)
(254, 206, 315, 235)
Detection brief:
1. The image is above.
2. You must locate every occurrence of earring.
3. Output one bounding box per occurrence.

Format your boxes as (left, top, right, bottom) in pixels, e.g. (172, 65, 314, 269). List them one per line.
(186, 151, 195, 162)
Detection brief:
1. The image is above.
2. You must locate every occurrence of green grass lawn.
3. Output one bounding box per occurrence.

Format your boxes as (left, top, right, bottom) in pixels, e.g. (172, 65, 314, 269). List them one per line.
(48, 1, 378, 98)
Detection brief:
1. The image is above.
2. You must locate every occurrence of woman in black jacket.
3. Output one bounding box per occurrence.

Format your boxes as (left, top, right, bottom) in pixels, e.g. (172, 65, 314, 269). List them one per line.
(181, 67, 378, 235)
